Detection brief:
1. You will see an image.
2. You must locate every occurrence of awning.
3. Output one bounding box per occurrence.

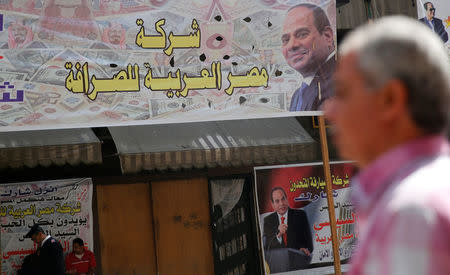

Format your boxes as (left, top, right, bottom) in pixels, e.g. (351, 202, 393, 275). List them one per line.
(0, 129, 102, 169)
(109, 118, 319, 173)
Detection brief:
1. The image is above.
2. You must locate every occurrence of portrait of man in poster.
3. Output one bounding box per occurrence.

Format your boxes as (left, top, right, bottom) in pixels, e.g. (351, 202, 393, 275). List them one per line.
(263, 187, 313, 271)
(281, 3, 336, 112)
(419, 1, 448, 42)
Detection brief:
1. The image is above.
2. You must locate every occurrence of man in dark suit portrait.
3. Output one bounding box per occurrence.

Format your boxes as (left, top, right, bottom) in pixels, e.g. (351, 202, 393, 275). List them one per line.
(282, 3, 336, 111)
(25, 224, 65, 275)
(419, 2, 448, 42)
(263, 187, 313, 256)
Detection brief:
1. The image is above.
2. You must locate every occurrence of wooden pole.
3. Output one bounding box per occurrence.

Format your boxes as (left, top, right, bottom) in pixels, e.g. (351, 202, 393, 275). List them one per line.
(318, 115, 341, 275)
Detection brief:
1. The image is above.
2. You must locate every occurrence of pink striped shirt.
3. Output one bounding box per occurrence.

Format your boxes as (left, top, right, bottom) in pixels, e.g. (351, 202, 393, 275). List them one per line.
(348, 135, 450, 275)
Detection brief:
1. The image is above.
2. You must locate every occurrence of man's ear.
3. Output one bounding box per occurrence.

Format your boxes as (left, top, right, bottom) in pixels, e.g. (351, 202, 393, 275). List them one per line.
(321, 26, 334, 50)
(377, 79, 409, 122)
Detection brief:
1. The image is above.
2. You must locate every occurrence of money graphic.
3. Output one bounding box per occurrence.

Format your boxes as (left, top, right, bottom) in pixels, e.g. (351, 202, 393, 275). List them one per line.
(0, 0, 336, 132)
(0, 71, 28, 82)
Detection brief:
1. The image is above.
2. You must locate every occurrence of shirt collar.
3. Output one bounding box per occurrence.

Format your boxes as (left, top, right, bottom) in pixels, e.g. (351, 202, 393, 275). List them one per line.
(41, 235, 51, 246)
(277, 210, 288, 219)
(75, 253, 84, 259)
(325, 51, 336, 63)
(302, 51, 336, 85)
(352, 135, 449, 212)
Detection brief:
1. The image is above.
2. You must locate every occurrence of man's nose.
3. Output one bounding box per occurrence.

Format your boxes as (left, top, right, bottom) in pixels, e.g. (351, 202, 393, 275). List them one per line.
(286, 37, 301, 52)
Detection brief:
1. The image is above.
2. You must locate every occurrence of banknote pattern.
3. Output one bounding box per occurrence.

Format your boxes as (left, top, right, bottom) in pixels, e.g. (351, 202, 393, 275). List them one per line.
(0, 0, 336, 131)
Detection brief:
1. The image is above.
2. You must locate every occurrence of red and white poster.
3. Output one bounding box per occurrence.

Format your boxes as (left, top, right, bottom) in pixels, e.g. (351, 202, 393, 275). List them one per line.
(255, 162, 356, 274)
(0, 178, 94, 275)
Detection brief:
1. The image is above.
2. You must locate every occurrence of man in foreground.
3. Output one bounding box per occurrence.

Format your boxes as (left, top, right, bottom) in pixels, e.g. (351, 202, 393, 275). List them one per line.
(325, 16, 450, 274)
(25, 224, 65, 275)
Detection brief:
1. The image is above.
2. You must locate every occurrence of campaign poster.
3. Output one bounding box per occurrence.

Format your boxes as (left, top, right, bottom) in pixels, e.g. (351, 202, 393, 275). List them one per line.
(0, 0, 336, 131)
(255, 162, 356, 274)
(417, 0, 450, 53)
(0, 178, 94, 275)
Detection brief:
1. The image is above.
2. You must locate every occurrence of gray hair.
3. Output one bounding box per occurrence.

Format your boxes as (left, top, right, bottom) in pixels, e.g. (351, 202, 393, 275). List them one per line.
(340, 16, 450, 134)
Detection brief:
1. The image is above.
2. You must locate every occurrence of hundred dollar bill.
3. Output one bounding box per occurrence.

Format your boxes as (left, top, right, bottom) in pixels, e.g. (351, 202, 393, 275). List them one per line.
(149, 97, 206, 118)
(0, 71, 28, 83)
(29, 66, 71, 87)
(112, 102, 150, 120)
(4, 49, 59, 79)
(30, 49, 109, 87)
(125, 52, 171, 78)
(78, 49, 132, 77)
(259, 33, 283, 49)
(232, 20, 259, 51)
(0, 106, 32, 126)
(0, 81, 61, 111)
(79, 50, 129, 65)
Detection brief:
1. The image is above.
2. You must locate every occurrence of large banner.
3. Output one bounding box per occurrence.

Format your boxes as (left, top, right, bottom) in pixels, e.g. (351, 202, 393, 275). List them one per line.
(0, 0, 336, 131)
(0, 178, 94, 275)
(417, 0, 450, 53)
(255, 162, 356, 274)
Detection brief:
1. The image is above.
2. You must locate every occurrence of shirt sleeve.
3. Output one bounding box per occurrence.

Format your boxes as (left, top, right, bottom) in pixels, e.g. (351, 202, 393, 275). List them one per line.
(276, 235, 283, 244)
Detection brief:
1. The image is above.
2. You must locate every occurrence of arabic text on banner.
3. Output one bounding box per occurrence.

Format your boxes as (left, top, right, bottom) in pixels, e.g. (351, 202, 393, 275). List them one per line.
(0, 0, 336, 131)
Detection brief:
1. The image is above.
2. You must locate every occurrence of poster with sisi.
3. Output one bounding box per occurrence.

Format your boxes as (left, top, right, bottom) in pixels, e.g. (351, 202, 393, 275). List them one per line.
(0, 0, 337, 131)
(417, 0, 450, 53)
(0, 178, 94, 275)
(254, 162, 356, 274)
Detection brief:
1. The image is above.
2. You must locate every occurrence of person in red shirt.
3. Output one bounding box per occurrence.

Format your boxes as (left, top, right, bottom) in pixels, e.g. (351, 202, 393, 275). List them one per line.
(65, 238, 96, 275)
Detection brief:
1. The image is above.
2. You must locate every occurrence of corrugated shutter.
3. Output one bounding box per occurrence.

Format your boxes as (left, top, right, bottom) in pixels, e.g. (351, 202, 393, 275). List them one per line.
(109, 118, 319, 173)
(0, 129, 102, 168)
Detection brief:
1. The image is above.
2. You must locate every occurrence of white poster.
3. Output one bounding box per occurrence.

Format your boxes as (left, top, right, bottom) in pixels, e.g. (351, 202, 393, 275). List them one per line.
(0, 0, 337, 131)
(0, 178, 94, 274)
(417, 0, 450, 52)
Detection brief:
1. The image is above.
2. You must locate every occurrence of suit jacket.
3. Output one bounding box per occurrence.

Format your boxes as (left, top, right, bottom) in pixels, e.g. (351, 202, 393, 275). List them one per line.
(420, 17, 449, 43)
(263, 208, 313, 253)
(36, 236, 65, 275)
(289, 55, 336, 112)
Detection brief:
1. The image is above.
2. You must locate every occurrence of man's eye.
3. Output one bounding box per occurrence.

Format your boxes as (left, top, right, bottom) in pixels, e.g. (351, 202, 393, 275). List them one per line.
(295, 32, 308, 39)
